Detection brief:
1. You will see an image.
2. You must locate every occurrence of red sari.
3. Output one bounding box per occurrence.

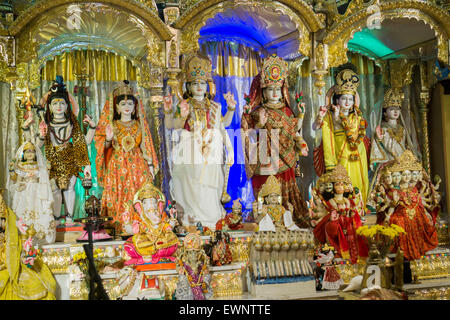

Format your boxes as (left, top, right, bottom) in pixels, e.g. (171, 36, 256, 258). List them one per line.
(388, 186, 438, 260)
(313, 198, 368, 264)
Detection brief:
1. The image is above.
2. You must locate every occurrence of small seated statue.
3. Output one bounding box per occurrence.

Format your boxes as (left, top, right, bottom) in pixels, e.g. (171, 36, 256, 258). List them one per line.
(175, 232, 212, 300)
(215, 199, 244, 231)
(124, 181, 178, 265)
(255, 175, 300, 232)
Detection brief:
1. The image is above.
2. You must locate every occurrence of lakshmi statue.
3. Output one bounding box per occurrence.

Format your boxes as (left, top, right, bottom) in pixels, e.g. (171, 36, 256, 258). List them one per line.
(312, 165, 368, 264)
(7, 141, 56, 244)
(254, 175, 300, 232)
(175, 232, 212, 300)
(0, 193, 56, 300)
(370, 88, 416, 168)
(95, 80, 159, 233)
(23, 76, 95, 224)
(123, 180, 178, 265)
(313, 64, 370, 206)
(164, 53, 236, 229)
(380, 151, 438, 260)
(241, 54, 309, 227)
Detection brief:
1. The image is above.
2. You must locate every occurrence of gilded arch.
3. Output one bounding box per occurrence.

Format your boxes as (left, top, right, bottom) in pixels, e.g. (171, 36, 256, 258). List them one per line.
(324, 0, 450, 68)
(174, 0, 325, 58)
(5, 0, 174, 90)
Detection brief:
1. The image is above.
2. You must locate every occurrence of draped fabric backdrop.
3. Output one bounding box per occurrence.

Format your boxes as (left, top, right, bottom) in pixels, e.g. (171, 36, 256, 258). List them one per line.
(0, 83, 19, 193)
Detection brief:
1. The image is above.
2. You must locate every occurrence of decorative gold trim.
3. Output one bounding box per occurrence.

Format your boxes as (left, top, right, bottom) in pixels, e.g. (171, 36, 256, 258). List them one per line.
(9, 0, 173, 41)
(174, 0, 324, 32)
(325, 2, 450, 67)
(177, 0, 323, 57)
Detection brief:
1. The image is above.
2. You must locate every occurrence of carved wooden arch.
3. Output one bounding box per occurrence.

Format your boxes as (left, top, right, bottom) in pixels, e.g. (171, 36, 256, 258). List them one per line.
(173, 0, 325, 57)
(324, 0, 450, 68)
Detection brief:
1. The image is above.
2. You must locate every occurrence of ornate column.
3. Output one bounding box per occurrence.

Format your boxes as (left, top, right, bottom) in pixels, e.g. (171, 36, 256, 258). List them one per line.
(419, 61, 432, 174)
(312, 42, 328, 97)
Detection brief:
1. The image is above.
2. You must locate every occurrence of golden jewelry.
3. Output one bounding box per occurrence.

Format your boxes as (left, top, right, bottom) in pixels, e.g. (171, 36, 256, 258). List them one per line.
(383, 88, 403, 109)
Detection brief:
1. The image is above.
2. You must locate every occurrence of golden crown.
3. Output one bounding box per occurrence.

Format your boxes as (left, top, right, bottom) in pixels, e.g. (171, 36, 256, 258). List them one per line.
(328, 164, 352, 184)
(232, 198, 242, 210)
(258, 175, 282, 198)
(261, 54, 288, 88)
(23, 141, 36, 152)
(335, 69, 360, 95)
(184, 54, 212, 82)
(383, 88, 403, 109)
(389, 150, 422, 172)
(183, 232, 202, 251)
(113, 80, 135, 99)
(135, 180, 165, 203)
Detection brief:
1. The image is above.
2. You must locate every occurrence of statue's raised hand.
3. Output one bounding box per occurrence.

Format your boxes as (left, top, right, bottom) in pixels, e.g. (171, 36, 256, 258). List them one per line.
(317, 105, 328, 119)
(375, 125, 384, 140)
(83, 114, 96, 128)
(105, 124, 114, 141)
(331, 104, 340, 117)
(23, 115, 34, 129)
(223, 92, 236, 109)
(179, 99, 190, 118)
(38, 121, 48, 138)
(258, 108, 268, 127)
(163, 94, 173, 113)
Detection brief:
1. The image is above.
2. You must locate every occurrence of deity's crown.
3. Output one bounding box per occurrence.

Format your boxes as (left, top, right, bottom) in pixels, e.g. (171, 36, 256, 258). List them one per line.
(322, 243, 334, 252)
(232, 198, 242, 210)
(389, 150, 422, 172)
(183, 232, 202, 251)
(258, 175, 282, 198)
(383, 88, 403, 109)
(135, 180, 165, 203)
(184, 53, 212, 82)
(261, 54, 288, 88)
(328, 164, 352, 184)
(113, 80, 135, 99)
(23, 141, 35, 152)
(335, 69, 360, 96)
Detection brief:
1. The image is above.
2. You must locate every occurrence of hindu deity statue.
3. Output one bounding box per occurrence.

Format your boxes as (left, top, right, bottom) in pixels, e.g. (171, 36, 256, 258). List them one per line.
(313, 243, 343, 291)
(381, 151, 438, 260)
(0, 193, 56, 300)
(241, 54, 309, 227)
(123, 180, 178, 265)
(175, 232, 212, 300)
(164, 53, 236, 229)
(312, 165, 368, 264)
(370, 88, 416, 169)
(313, 64, 370, 206)
(23, 77, 95, 224)
(254, 175, 300, 232)
(7, 141, 56, 244)
(215, 198, 244, 231)
(95, 80, 159, 233)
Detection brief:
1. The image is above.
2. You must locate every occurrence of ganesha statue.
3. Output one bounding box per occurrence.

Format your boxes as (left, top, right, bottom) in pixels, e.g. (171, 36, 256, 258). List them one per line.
(123, 180, 179, 265)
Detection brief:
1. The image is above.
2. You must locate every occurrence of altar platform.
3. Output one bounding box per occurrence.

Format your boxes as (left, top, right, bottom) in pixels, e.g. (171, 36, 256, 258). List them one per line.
(40, 228, 450, 300)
